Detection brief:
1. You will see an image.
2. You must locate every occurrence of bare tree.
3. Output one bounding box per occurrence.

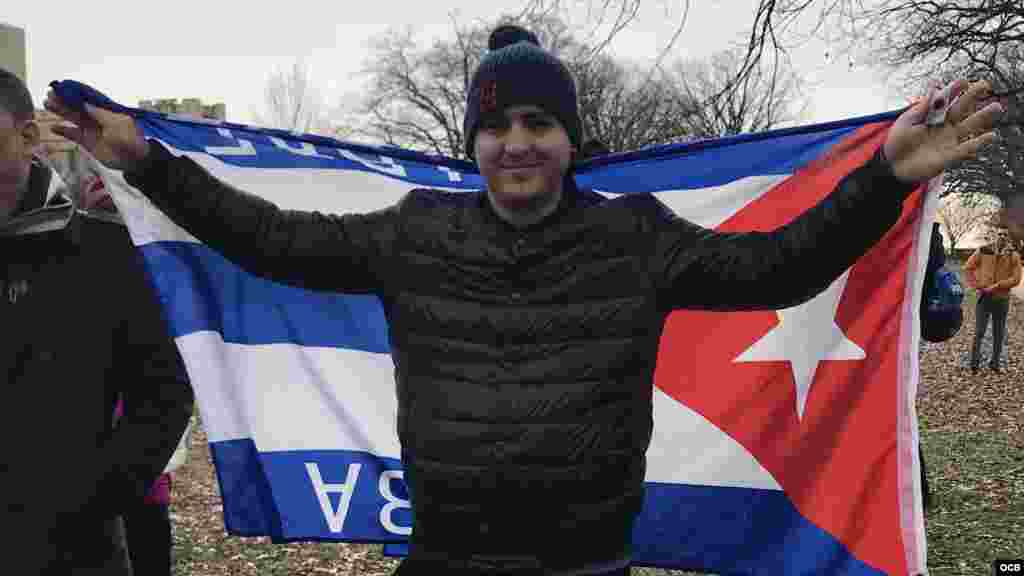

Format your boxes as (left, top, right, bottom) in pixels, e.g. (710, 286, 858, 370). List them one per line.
(937, 192, 1001, 253)
(357, 26, 474, 157)
(573, 53, 701, 152)
(254, 59, 336, 135)
(736, 1, 1024, 96)
(669, 48, 804, 138)
(860, 1, 1023, 90)
(720, 0, 1024, 121)
(516, 0, 690, 69)
(354, 8, 803, 158)
(357, 10, 624, 158)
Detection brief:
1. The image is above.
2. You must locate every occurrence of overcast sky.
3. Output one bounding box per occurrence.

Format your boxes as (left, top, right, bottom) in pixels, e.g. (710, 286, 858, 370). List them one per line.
(5, 0, 911, 130)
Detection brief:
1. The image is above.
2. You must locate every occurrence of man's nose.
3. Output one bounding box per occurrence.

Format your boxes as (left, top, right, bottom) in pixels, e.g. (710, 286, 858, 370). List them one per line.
(503, 123, 531, 154)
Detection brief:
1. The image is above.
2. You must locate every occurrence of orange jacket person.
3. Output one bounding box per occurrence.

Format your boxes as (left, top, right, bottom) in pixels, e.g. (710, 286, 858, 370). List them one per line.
(964, 229, 1022, 372)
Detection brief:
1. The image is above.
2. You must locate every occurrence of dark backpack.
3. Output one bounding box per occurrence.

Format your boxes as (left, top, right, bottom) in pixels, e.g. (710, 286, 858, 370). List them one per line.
(920, 222, 963, 343)
(921, 266, 964, 342)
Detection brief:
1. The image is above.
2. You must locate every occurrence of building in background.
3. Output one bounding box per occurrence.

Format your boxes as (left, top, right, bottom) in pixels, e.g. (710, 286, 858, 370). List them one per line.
(139, 98, 226, 120)
(0, 25, 234, 201)
(0, 22, 26, 83)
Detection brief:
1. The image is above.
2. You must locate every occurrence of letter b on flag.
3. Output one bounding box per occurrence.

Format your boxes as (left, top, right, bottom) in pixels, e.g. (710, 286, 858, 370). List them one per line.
(306, 461, 412, 536)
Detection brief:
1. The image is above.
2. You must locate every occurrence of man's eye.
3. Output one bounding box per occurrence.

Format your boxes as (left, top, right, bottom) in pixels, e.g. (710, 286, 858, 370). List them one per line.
(480, 117, 506, 131)
(527, 117, 554, 129)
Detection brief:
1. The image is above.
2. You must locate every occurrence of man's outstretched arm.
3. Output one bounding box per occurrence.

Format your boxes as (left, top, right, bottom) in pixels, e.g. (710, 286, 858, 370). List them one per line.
(45, 89, 402, 295)
(650, 79, 1002, 312)
(651, 148, 914, 311)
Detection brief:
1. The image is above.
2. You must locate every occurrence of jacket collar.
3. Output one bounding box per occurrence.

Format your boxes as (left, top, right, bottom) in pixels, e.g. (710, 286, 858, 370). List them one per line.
(0, 159, 78, 242)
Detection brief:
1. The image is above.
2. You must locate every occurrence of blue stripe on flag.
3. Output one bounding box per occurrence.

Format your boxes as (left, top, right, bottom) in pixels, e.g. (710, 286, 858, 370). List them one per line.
(140, 241, 391, 352)
(210, 441, 409, 543)
(381, 484, 886, 575)
(137, 118, 486, 191)
(136, 115, 872, 193)
(630, 483, 886, 574)
(574, 122, 862, 192)
(207, 438, 282, 539)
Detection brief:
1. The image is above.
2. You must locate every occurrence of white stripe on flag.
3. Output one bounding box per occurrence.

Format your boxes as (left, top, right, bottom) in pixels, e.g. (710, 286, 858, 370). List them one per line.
(154, 140, 461, 212)
(652, 175, 788, 229)
(647, 387, 781, 489)
(97, 150, 789, 248)
(178, 331, 400, 456)
(180, 326, 780, 490)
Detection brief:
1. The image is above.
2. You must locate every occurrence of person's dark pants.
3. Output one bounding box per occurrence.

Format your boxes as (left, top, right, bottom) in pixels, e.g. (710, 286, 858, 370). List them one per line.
(122, 503, 172, 576)
(919, 444, 932, 512)
(48, 516, 133, 576)
(971, 294, 1010, 369)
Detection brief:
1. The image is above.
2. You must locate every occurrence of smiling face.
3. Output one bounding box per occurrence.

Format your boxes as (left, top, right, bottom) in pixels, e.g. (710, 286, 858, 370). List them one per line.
(474, 105, 576, 224)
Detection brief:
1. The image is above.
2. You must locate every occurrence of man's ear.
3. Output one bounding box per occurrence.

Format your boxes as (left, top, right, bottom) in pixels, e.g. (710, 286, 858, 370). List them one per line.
(20, 120, 40, 156)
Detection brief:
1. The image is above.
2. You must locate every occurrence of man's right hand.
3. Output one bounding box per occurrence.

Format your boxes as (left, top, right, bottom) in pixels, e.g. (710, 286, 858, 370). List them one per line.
(44, 91, 150, 172)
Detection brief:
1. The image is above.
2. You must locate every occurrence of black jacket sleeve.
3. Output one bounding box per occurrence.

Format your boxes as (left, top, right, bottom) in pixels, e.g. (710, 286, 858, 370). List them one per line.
(91, 241, 194, 514)
(651, 148, 917, 311)
(123, 140, 402, 294)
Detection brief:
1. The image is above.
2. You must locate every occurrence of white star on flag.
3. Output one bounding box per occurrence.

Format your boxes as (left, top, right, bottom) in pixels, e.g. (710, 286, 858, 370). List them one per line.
(734, 270, 866, 420)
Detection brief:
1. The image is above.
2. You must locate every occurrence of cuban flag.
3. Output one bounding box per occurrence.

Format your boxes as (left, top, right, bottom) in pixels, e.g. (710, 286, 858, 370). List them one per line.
(58, 81, 936, 576)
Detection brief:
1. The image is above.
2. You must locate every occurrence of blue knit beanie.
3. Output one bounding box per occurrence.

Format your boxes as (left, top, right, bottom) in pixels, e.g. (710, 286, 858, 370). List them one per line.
(463, 25, 581, 159)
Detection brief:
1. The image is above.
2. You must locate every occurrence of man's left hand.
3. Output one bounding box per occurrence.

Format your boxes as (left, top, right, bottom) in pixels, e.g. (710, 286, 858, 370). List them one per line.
(884, 80, 1003, 183)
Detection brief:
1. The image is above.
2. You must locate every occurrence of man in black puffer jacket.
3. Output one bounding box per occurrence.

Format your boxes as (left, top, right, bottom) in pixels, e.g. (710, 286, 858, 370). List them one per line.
(45, 24, 1003, 576)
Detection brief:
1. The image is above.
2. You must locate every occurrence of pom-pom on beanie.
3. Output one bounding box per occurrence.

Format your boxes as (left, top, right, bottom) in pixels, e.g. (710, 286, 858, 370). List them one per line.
(463, 24, 581, 159)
